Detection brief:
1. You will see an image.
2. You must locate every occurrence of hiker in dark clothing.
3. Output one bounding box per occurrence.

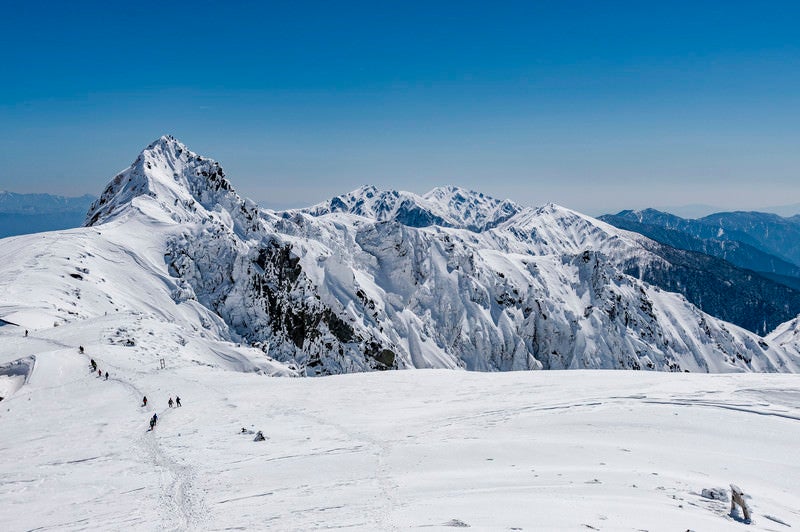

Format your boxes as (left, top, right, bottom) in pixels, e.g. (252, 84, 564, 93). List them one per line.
(98, 369, 102, 377)
(150, 413, 158, 430)
(175, 396, 181, 407)
(79, 346, 84, 354)
(105, 371, 109, 380)
(24, 330, 28, 337)
(142, 396, 148, 407)
(90, 359, 97, 372)
(168, 397, 174, 408)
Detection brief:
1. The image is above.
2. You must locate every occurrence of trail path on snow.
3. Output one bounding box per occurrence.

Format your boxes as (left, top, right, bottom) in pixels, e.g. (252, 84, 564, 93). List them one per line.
(27, 333, 209, 531)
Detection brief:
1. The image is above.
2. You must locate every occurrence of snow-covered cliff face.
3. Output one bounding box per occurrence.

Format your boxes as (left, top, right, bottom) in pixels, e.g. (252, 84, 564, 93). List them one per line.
(769, 316, 800, 358)
(86, 137, 397, 373)
(84, 136, 799, 375)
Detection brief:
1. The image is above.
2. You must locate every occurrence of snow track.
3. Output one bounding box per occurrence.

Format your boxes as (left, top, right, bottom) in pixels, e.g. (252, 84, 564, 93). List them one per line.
(0, 329, 209, 531)
(74, 347, 209, 531)
(139, 419, 207, 531)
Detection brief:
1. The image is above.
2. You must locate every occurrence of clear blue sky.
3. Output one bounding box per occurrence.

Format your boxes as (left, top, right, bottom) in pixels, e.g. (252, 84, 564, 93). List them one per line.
(1, 1, 799, 214)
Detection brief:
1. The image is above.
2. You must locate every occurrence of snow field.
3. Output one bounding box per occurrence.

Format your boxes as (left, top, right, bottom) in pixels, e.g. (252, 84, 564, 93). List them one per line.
(1, 318, 798, 531)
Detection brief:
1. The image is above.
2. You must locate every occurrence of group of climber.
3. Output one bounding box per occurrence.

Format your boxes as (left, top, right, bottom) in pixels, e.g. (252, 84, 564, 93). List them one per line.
(81, 344, 183, 432)
(141, 395, 181, 408)
(141, 394, 182, 431)
(29, 332, 189, 434)
(88, 355, 109, 380)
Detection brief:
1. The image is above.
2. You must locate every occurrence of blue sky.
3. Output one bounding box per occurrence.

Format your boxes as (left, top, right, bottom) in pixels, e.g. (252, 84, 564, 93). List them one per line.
(1, 1, 799, 214)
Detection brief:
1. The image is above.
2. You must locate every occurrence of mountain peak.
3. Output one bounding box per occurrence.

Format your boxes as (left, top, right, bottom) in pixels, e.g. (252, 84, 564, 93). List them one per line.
(151, 133, 184, 147)
(424, 184, 478, 198)
(85, 136, 249, 230)
(302, 185, 523, 232)
(136, 135, 204, 175)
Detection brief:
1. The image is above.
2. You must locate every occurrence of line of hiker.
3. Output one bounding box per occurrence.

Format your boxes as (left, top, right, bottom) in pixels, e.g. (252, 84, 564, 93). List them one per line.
(142, 395, 181, 408)
(79, 343, 183, 433)
(142, 395, 183, 430)
(88, 356, 109, 380)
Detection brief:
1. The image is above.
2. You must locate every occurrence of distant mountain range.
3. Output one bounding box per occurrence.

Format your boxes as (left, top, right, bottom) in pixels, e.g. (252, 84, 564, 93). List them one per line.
(649, 203, 800, 219)
(0, 191, 95, 238)
(600, 209, 800, 333)
(600, 208, 800, 270)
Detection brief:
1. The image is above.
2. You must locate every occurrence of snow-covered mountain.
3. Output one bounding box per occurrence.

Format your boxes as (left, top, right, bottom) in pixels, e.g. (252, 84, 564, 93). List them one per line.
(303, 184, 521, 232)
(600, 210, 800, 279)
(3, 136, 798, 376)
(768, 315, 800, 358)
(605, 208, 800, 267)
(78, 137, 800, 373)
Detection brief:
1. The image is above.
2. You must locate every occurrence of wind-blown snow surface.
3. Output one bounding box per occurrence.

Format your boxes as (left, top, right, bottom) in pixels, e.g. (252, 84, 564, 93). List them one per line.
(1, 321, 799, 531)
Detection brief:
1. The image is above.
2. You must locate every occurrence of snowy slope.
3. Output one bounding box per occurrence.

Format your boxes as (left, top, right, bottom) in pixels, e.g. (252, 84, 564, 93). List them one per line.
(1, 340, 799, 531)
(768, 315, 800, 358)
(2, 135, 793, 375)
(0, 225, 292, 377)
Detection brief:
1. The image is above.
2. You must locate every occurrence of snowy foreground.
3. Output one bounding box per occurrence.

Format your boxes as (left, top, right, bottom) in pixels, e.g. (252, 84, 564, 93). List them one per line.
(2, 323, 799, 531)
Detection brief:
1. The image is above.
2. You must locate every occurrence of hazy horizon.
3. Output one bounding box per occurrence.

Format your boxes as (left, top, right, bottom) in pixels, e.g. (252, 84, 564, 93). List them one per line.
(3, 179, 800, 219)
